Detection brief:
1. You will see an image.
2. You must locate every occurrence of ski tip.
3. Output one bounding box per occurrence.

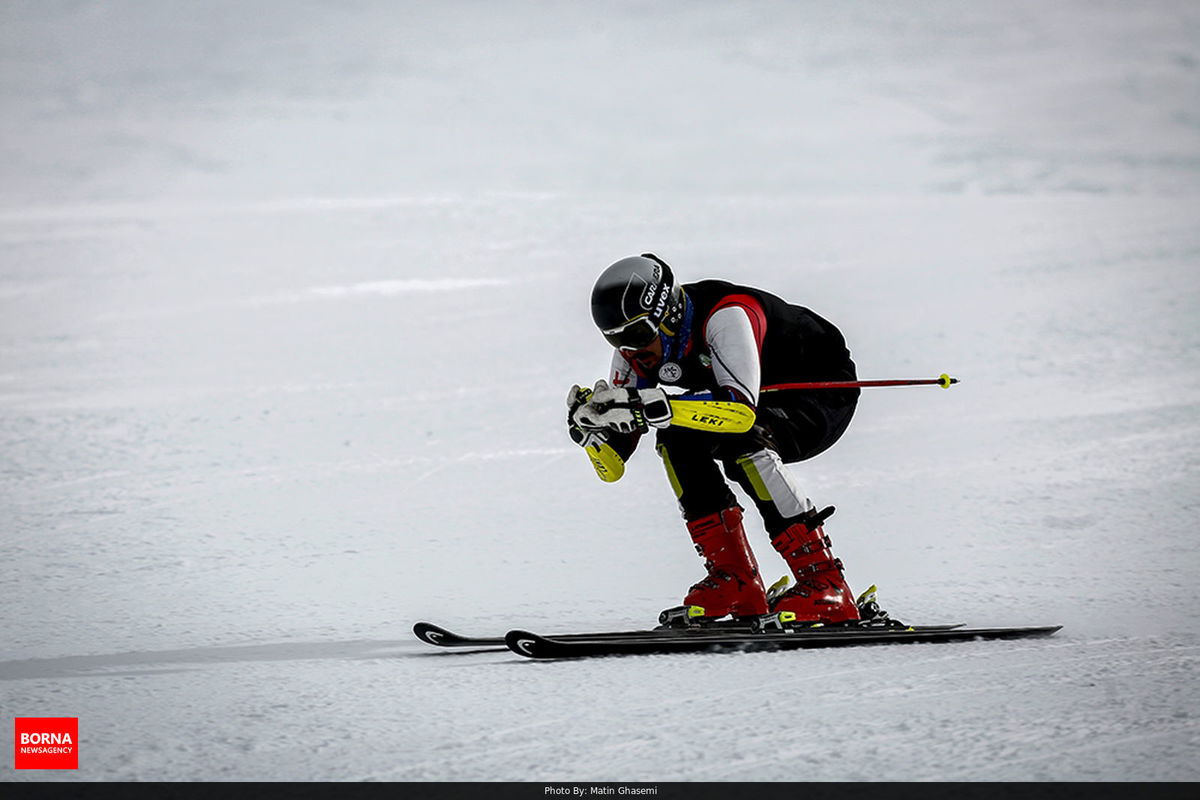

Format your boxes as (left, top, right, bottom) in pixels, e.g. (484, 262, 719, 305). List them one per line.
(413, 622, 457, 646)
(505, 629, 550, 658)
(412, 622, 441, 644)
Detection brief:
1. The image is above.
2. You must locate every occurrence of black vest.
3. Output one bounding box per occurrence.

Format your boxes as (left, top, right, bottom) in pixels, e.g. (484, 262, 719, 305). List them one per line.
(655, 280, 858, 408)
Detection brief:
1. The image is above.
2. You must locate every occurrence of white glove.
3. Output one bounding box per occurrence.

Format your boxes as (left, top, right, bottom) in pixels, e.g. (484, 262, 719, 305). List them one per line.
(572, 380, 673, 435)
(567, 383, 608, 448)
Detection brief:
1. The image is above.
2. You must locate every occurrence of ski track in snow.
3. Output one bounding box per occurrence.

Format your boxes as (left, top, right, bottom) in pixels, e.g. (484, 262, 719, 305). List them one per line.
(2, 0, 1199, 783)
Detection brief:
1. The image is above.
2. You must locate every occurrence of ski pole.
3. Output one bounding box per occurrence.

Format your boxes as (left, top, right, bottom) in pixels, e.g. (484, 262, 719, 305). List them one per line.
(761, 373, 958, 393)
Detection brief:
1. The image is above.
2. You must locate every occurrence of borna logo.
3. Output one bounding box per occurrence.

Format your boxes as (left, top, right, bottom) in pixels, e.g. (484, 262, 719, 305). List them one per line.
(14, 717, 78, 770)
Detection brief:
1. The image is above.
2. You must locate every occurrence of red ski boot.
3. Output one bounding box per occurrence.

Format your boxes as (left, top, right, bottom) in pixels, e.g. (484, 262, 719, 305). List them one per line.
(680, 506, 769, 620)
(768, 506, 860, 624)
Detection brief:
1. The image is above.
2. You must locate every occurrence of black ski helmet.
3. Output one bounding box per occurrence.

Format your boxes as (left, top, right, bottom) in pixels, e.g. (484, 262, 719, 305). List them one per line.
(590, 253, 686, 350)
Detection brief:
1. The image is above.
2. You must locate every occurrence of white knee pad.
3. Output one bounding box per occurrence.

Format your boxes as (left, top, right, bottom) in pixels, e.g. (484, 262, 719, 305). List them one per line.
(735, 449, 814, 519)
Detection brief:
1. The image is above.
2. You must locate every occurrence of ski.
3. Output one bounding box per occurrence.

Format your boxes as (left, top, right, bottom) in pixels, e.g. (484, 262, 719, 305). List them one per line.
(505, 624, 1063, 659)
(415, 618, 966, 650)
(413, 622, 507, 648)
(413, 618, 774, 649)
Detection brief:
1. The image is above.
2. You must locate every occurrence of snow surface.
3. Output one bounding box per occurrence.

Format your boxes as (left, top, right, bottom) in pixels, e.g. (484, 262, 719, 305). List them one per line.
(2, 0, 1199, 783)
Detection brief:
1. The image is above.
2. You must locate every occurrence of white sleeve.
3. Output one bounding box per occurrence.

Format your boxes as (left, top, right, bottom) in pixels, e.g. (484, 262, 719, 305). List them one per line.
(705, 306, 761, 405)
(608, 350, 639, 389)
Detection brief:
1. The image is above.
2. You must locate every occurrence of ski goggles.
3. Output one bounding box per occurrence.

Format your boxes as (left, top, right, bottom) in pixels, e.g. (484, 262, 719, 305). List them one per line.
(601, 315, 660, 351)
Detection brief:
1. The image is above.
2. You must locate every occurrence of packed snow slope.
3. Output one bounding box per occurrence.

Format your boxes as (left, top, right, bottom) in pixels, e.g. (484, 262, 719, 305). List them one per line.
(2, 0, 1198, 782)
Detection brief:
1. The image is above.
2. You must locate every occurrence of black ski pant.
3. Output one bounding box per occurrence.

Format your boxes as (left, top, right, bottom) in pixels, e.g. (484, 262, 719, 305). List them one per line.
(655, 390, 858, 534)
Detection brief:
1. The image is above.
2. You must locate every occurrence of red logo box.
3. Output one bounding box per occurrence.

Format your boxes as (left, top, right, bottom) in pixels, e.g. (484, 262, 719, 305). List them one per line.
(14, 717, 78, 770)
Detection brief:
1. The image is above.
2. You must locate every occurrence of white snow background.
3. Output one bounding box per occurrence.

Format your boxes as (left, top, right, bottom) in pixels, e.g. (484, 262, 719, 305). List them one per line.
(2, 0, 1198, 783)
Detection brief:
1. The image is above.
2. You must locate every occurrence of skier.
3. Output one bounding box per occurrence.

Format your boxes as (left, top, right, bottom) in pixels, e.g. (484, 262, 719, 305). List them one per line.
(568, 253, 863, 624)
